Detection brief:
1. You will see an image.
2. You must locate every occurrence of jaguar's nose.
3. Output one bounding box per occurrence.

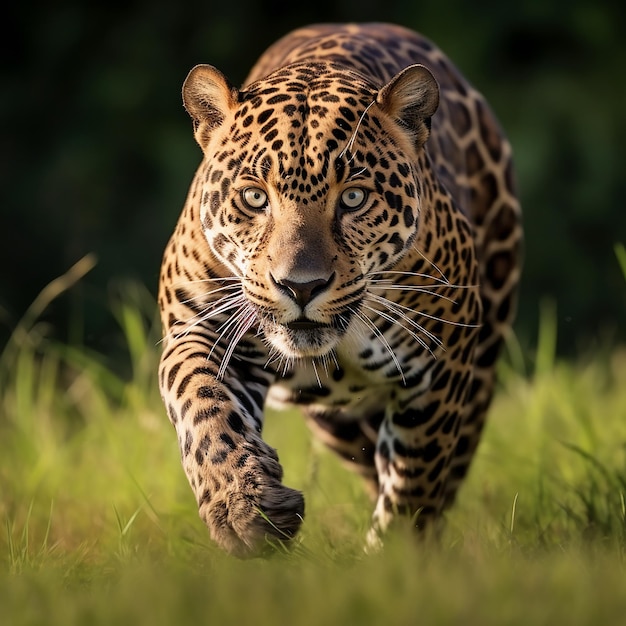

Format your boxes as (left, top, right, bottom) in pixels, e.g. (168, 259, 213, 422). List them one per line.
(271, 273, 335, 309)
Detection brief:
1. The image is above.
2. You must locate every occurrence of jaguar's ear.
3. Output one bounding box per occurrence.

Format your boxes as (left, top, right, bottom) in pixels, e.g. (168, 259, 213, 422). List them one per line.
(376, 64, 439, 149)
(182, 64, 239, 151)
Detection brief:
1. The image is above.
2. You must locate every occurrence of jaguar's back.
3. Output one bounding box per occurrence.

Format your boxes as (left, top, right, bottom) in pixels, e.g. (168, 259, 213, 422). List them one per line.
(158, 23, 522, 556)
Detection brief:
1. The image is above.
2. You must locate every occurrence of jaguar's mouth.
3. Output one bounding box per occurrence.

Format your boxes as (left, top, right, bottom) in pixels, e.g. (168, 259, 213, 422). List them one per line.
(260, 317, 340, 359)
(285, 318, 330, 331)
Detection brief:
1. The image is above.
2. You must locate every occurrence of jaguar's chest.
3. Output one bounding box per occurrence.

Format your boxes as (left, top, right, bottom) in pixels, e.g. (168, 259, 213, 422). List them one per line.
(265, 343, 434, 419)
(266, 372, 390, 425)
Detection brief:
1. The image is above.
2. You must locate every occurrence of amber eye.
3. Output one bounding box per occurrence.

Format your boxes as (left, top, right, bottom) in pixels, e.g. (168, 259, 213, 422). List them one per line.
(340, 187, 368, 211)
(241, 187, 268, 210)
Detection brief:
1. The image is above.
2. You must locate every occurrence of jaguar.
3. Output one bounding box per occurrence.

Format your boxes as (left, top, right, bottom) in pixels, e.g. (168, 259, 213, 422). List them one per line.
(158, 22, 522, 556)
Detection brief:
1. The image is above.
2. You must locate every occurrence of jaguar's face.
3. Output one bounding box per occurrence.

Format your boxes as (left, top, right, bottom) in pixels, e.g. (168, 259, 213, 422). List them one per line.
(183, 61, 439, 360)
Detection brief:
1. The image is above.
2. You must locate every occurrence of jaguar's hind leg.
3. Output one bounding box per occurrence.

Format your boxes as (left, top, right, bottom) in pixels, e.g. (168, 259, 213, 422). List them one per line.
(304, 410, 384, 501)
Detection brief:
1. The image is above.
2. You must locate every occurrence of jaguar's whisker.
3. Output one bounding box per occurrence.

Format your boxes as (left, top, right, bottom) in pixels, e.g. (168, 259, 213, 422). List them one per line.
(311, 359, 322, 388)
(361, 301, 437, 358)
(176, 294, 247, 338)
(338, 100, 376, 161)
(367, 282, 459, 305)
(350, 306, 406, 384)
(412, 247, 450, 284)
(263, 345, 282, 370)
(171, 276, 243, 287)
(159, 292, 246, 346)
(370, 292, 479, 329)
(367, 293, 444, 343)
(217, 306, 258, 380)
(366, 270, 452, 285)
(282, 356, 293, 378)
(209, 301, 253, 358)
(177, 283, 243, 307)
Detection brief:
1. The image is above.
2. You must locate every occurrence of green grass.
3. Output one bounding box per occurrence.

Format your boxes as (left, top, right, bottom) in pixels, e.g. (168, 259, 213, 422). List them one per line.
(2, 273, 626, 625)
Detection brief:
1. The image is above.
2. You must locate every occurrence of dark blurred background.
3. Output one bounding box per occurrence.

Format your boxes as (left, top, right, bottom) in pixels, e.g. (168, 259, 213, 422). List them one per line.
(2, 0, 625, 360)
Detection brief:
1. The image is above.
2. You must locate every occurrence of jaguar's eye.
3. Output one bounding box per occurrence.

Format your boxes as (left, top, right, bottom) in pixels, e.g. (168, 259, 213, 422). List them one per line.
(340, 187, 368, 211)
(241, 187, 268, 210)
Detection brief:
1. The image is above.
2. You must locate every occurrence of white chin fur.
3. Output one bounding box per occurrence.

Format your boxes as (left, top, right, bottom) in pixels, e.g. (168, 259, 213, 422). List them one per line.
(265, 326, 340, 359)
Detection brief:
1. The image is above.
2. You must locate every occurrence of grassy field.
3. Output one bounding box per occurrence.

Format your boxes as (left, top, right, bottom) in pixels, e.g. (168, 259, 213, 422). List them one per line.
(1, 274, 626, 625)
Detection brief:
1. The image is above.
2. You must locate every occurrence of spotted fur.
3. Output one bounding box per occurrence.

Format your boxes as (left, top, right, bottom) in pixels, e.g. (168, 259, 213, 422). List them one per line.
(158, 23, 522, 556)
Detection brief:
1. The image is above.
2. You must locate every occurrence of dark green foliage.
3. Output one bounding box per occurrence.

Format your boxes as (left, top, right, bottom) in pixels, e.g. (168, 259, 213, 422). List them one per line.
(2, 0, 625, 353)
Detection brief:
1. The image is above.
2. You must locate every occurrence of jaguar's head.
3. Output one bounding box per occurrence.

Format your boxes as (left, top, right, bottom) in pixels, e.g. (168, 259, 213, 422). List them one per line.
(183, 60, 439, 362)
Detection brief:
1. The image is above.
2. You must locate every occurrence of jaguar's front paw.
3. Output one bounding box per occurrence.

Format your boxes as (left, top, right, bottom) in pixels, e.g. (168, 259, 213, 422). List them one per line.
(200, 448, 305, 557)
